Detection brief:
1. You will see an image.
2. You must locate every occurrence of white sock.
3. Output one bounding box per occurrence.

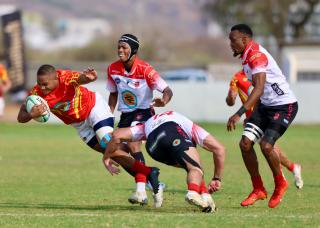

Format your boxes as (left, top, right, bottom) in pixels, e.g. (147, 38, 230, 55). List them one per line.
(136, 182, 146, 192)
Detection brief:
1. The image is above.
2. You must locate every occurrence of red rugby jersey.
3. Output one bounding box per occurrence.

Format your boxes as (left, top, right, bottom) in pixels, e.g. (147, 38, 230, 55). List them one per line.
(229, 70, 254, 117)
(30, 70, 95, 124)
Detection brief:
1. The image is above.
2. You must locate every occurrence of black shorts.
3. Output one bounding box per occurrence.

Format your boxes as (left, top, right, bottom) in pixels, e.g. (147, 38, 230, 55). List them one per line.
(118, 108, 155, 128)
(247, 102, 298, 138)
(145, 122, 196, 169)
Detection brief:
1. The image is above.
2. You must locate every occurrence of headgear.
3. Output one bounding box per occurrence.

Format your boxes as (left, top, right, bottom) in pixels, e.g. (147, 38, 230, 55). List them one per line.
(118, 34, 139, 61)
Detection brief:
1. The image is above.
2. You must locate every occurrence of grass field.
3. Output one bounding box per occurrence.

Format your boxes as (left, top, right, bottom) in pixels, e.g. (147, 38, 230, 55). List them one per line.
(0, 122, 319, 227)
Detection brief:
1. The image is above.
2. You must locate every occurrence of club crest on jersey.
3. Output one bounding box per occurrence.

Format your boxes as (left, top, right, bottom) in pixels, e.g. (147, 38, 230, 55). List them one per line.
(121, 90, 137, 108)
(172, 139, 181, 146)
(274, 113, 280, 120)
(53, 101, 71, 112)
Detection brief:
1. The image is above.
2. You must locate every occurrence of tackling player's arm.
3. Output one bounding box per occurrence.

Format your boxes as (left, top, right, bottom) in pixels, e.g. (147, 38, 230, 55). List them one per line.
(193, 124, 225, 192)
(103, 128, 134, 174)
(202, 134, 225, 193)
(17, 103, 46, 123)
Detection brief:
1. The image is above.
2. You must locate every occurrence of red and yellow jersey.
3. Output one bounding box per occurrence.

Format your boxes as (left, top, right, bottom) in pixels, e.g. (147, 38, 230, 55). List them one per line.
(107, 57, 168, 112)
(29, 70, 96, 124)
(229, 70, 254, 117)
(0, 64, 9, 97)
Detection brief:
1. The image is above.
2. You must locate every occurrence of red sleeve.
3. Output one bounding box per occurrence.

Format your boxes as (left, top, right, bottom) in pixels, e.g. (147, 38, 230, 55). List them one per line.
(191, 124, 210, 147)
(57, 70, 81, 86)
(248, 51, 268, 74)
(145, 66, 168, 92)
(106, 66, 117, 93)
(229, 74, 239, 92)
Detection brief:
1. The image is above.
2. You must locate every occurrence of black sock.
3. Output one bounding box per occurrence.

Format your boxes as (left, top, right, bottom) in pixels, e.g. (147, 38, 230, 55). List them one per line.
(132, 152, 145, 164)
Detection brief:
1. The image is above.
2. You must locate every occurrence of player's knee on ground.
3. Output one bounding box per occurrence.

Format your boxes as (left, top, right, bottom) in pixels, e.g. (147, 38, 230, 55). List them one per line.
(239, 136, 253, 153)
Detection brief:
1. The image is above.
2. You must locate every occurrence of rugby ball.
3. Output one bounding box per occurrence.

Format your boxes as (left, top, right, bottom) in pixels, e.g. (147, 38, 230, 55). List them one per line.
(26, 95, 50, 123)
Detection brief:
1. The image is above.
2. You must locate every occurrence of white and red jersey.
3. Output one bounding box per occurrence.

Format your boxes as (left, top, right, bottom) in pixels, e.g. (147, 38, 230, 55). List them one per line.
(241, 41, 296, 106)
(130, 111, 210, 147)
(107, 57, 168, 112)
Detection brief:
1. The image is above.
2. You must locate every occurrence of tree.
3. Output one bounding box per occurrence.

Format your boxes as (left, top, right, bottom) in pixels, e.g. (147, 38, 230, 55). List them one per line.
(204, 0, 319, 44)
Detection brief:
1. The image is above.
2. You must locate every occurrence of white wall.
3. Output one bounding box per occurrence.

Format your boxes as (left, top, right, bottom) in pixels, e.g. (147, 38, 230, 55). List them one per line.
(48, 81, 318, 124)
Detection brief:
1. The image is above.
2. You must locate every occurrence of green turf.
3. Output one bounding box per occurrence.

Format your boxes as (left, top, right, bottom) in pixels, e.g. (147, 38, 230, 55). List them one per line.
(0, 122, 319, 227)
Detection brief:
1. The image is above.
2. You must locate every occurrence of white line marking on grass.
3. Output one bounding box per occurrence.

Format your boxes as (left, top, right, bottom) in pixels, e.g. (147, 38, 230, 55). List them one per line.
(0, 212, 318, 219)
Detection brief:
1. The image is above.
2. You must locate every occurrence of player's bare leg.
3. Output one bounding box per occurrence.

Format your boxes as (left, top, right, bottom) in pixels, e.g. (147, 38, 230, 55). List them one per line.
(260, 139, 288, 208)
(239, 136, 267, 207)
(274, 144, 303, 189)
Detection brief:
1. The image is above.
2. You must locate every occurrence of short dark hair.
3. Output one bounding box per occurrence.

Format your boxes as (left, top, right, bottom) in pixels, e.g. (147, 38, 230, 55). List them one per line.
(37, 64, 56, 76)
(231, 24, 253, 37)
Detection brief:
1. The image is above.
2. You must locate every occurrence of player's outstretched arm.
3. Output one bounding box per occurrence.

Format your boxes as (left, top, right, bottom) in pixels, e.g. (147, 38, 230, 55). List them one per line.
(77, 68, 98, 85)
(17, 103, 46, 123)
(201, 134, 225, 193)
(103, 128, 134, 175)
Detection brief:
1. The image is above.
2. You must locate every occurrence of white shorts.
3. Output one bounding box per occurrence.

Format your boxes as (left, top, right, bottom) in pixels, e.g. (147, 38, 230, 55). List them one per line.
(0, 97, 4, 116)
(71, 93, 114, 144)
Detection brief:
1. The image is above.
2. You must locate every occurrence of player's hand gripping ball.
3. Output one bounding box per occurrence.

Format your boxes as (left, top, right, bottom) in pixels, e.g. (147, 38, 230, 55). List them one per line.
(26, 95, 50, 123)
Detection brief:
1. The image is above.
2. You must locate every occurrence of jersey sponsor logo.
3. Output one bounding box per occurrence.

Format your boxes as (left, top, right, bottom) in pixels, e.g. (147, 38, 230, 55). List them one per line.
(148, 70, 156, 78)
(115, 78, 121, 84)
(121, 90, 137, 108)
(273, 113, 280, 120)
(271, 83, 284, 96)
(249, 52, 262, 62)
(126, 79, 140, 88)
(172, 139, 181, 146)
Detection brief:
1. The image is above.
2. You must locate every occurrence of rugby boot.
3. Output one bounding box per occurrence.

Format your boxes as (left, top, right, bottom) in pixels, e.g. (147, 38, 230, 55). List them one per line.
(268, 180, 289, 208)
(241, 188, 267, 207)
